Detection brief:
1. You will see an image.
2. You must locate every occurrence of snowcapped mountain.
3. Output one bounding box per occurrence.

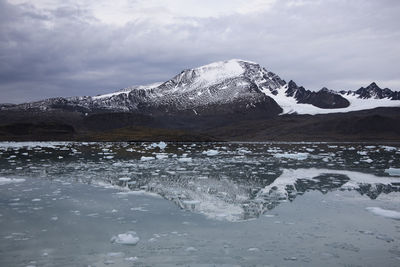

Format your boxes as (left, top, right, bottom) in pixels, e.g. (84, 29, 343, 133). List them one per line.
(2, 59, 400, 115)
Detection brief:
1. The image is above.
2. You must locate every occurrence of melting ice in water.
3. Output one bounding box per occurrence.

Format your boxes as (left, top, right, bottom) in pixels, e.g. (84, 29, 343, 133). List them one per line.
(366, 207, 400, 220)
(1, 141, 400, 266)
(137, 168, 400, 221)
(0, 141, 399, 222)
(110, 231, 140, 246)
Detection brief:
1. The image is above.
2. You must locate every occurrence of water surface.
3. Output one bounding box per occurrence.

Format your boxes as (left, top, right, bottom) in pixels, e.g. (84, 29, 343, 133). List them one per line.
(0, 142, 399, 266)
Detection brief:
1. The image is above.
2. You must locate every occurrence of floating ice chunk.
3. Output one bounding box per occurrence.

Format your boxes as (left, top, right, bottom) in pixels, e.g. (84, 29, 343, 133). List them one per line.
(118, 177, 131, 182)
(149, 141, 167, 150)
(248, 247, 260, 252)
(107, 252, 125, 257)
(155, 153, 168, 159)
(178, 157, 192, 163)
(237, 148, 251, 154)
(361, 158, 373, 163)
(185, 247, 198, 252)
(110, 231, 140, 245)
(124, 256, 138, 261)
(130, 207, 148, 212)
(0, 177, 25, 185)
(274, 153, 309, 160)
(140, 156, 155, 161)
(385, 168, 400, 176)
(202, 149, 219, 156)
(366, 207, 400, 220)
(381, 146, 397, 152)
(357, 151, 368, 156)
(32, 198, 41, 202)
(50, 216, 58, 221)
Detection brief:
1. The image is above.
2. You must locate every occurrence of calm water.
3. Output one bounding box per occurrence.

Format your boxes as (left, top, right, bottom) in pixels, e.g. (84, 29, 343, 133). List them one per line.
(0, 142, 399, 266)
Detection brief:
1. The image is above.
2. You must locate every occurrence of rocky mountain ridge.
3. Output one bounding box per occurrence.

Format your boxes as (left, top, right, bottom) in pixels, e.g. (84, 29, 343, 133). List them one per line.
(1, 59, 399, 116)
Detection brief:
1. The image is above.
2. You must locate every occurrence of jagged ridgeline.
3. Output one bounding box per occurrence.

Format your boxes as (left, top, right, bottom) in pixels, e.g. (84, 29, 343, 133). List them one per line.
(1, 59, 400, 141)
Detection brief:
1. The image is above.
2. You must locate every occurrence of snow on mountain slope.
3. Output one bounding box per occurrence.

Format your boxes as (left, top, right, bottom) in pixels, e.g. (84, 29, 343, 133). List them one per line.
(86, 59, 399, 115)
(175, 59, 245, 91)
(92, 82, 163, 100)
(262, 84, 400, 115)
(3, 59, 400, 115)
(82, 59, 285, 113)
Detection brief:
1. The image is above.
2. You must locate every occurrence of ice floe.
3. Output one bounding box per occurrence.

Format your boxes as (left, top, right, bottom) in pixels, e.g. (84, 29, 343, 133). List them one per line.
(385, 168, 400, 176)
(185, 247, 198, 252)
(155, 153, 168, 159)
(148, 141, 167, 150)
(140, 156, 155, 161)
(202, 149, 219, 156)
(274, 153, 309, 160)
(381, 146, 397, 152)
(110, 231, 140, 245)
(0, 141, 72, 149)
(366, 207, 400, 220)
(178, 157, 192, 163)
(0, 177, 26, 185)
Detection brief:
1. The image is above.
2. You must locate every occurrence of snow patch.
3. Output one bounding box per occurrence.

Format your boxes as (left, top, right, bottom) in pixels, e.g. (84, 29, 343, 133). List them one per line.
(93, 82, 162, 99)
(261, 85, 400, 115)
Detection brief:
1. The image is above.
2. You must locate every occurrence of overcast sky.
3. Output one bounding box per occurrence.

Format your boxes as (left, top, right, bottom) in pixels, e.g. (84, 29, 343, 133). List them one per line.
(1, 0, 399, 103)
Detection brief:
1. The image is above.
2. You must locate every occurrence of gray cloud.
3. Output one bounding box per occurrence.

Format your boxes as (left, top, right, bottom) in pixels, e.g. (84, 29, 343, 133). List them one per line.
(0, 0, 399, 103)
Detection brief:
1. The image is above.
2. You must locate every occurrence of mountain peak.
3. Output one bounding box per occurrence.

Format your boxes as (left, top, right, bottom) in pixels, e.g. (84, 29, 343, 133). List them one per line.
(366, 82, 380, 89)
(354, 82, 399, 99)
(6, 60, 400, 115)
(192, 59, 259, 72)
(226, 58, 259, 64)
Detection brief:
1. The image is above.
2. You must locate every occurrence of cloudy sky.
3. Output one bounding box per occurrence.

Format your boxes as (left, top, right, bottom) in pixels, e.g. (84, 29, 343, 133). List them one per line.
(1, 0, 399, 103)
